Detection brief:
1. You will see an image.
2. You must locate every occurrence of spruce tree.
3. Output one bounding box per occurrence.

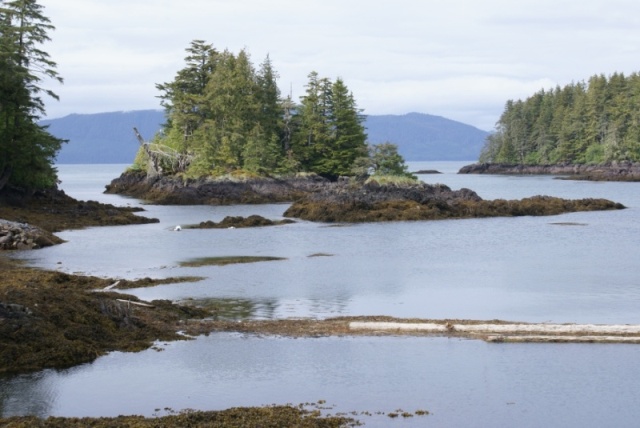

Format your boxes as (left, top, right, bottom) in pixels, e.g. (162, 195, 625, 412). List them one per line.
(0, 0, 64, 193)
(292, 71, 331, 172)
(324, 78, 367, 176)
(292, 72, 366, 178)
(155, 40, 217, 153)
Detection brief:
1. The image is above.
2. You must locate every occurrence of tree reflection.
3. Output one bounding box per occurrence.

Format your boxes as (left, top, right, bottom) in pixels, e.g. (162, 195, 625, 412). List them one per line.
(0, 370, 57, 418)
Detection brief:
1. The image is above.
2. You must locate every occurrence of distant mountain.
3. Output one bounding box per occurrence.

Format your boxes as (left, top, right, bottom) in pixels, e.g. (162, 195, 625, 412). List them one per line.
(41, 110, 166, 164)
(43, 110, 489, 164)
(365, 113, 489, 161)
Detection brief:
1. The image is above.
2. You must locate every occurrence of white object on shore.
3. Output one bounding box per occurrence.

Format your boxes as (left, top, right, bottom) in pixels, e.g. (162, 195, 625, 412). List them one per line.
(349, 321, 640, 335)
(103, 281, 120, 290)
(348, 321, 640, 343)
(174, 225, 182, 231)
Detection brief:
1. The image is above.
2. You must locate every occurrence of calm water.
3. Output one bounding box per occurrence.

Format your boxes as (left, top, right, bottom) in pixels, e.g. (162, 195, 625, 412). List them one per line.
(3, 162, 640, 427)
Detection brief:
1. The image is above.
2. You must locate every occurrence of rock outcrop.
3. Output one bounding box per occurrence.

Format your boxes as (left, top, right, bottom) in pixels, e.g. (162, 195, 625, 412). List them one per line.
(0, 186, 159, 251)
(188, 215, 295, 229)
(105, 171, 625, 223)
(0, 220, 62, 250)
(283, 181, 625, 223)
(105, 171, 330, 204)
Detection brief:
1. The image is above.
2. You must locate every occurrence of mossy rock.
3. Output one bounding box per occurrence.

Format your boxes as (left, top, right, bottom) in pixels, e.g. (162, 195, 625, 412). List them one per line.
(284, 195, 625, 223)
(190, 215, 295, 229)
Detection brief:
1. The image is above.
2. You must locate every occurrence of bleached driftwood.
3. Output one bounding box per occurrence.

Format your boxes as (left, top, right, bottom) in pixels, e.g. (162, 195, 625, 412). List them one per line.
(103, 281, 120, 290)
(349, 321, 640, 343)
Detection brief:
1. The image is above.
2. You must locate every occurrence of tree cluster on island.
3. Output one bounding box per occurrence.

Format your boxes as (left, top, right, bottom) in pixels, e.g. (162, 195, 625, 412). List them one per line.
(135, 40, 414, 182)
(0, 0, 414, 198)
(480, 72, 640, 165)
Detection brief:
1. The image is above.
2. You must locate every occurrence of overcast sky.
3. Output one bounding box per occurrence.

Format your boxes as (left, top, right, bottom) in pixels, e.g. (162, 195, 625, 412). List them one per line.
(37, 0, 640, 131)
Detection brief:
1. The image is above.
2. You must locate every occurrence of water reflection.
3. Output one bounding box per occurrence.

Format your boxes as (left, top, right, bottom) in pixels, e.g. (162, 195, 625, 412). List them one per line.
(3, 163, 640, 425)
(179, 297, 278, 319)
(3, 334, 640, 428)
(177, 295, 352, 320)
(0, 371, 58, 418)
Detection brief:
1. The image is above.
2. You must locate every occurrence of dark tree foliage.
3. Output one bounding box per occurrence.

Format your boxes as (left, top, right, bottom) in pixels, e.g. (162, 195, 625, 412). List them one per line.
(155, 39, 217, 152)
(369, 142, 415, 178)
(153, 42, 373, 179)
(0, 0, 64, 193)
(291, 73, 367, 178)
(480, 72, 640, 165)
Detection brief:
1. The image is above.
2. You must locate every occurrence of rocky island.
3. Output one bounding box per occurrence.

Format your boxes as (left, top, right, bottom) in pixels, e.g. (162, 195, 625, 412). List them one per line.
(105, 171, 625, 223)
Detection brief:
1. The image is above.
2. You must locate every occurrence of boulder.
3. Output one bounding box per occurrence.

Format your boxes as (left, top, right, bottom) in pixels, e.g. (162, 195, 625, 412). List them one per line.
(0, 220, 63, 251)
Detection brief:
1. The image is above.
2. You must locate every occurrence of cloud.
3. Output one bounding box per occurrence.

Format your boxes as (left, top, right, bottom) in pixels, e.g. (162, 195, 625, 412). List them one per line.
(38, 0, 640, 131)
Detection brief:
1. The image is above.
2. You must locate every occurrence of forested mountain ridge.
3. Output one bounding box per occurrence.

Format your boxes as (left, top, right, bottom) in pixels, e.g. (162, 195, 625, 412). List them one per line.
(480, 72, 640, 165)
(45, 110, 488, 164)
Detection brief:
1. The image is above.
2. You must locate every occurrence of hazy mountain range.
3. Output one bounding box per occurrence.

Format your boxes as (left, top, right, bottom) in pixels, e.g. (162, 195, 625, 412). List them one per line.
(41, 110, 489, 164)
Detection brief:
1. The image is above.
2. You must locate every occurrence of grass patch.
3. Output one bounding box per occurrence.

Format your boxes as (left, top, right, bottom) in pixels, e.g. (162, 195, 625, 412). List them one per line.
(179, 256, 287, 267)
(365, 174, 419, 186)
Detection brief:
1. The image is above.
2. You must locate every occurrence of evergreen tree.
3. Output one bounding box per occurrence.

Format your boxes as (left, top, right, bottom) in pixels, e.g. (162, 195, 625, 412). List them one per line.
(0, 0, 64, 192)
(292, 72, 366, 178)
(155, 40, 217, 153)
(324, 78, 367, 176)
(292, 71, 332, 172)
(369, 142, 414, 178)
(480, 71, 640, 165)
(255, 55, 282, 149)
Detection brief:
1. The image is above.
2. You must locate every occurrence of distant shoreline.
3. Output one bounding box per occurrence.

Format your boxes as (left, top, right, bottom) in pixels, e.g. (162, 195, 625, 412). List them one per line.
(458, 162, 640, 181)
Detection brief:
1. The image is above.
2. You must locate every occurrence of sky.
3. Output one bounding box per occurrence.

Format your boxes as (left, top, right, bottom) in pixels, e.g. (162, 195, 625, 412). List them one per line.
(37, 0, 640, 131)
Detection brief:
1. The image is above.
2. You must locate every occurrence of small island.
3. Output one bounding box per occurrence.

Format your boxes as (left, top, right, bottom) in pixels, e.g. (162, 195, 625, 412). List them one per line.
(104, 43, 625, 222)
(187, 215, 295, 229)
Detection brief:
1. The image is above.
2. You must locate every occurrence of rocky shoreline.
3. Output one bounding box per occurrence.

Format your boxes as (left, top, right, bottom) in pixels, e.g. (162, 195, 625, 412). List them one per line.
(283, 180, 624, 222)
(105, 171, 626, 223)
(104, 170, 331, 204)
(458, 162, 640, 181)
(0, 219, 62, 250)
(0, 187, 158, 251)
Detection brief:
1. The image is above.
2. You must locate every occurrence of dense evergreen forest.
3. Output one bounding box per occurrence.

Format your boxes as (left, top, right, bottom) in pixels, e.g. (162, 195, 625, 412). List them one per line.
(480, 72, 640, 165)
(139, 40, 412, 180)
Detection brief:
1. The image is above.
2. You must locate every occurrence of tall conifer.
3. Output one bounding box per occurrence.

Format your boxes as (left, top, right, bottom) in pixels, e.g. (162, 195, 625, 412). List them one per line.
(0, 0, 64, 192)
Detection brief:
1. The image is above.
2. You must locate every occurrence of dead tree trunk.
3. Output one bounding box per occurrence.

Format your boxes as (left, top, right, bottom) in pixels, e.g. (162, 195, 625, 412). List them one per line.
(133, 127, 162, 177)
